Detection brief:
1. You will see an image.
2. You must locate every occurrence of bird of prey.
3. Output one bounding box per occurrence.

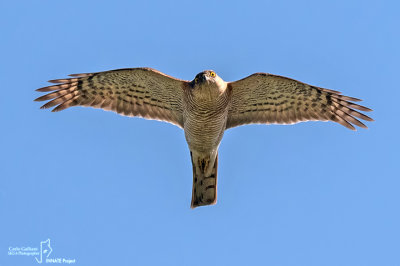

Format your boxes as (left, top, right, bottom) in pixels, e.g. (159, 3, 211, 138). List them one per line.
(35, 68, 373, 208)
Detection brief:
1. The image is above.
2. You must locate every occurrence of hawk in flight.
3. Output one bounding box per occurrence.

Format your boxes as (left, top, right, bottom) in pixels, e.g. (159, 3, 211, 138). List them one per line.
(35, 68, 373, 208)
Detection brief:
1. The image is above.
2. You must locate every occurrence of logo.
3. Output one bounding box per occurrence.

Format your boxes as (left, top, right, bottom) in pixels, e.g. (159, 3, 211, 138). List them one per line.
(35, 239, 53, 263)
(8, 239, 76, 264)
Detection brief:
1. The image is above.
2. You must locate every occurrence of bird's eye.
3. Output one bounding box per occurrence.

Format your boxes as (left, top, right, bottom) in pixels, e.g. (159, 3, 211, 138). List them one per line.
(210, 72, 216, 77)
(194, 77, 199, 83)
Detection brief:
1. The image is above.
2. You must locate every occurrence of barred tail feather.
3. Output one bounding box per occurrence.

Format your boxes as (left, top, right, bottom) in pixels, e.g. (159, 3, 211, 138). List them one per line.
(190, 152, 218, 208)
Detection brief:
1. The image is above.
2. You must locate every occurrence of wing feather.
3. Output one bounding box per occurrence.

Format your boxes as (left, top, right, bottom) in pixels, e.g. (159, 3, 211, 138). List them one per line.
(35, 68, 187, 127)
(227, 73, 373, 130)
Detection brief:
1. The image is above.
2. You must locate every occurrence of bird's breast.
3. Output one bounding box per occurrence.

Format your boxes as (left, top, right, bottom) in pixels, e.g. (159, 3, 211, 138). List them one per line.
(183, 91, 230, 153)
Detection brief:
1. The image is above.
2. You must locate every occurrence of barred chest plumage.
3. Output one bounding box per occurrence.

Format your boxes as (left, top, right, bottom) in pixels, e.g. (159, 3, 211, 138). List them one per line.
(182, 81, 231, 153)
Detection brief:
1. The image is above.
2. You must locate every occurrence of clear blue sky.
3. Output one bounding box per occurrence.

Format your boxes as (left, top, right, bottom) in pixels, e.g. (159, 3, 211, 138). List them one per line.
(1, 1, 399, 265)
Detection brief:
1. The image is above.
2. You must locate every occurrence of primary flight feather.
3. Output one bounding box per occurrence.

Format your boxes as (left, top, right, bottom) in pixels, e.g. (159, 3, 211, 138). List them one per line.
(35, 68, 373, 208)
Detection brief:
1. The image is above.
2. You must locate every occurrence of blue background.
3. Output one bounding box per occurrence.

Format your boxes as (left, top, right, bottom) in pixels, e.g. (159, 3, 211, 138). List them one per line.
(1, 1, 399, 265)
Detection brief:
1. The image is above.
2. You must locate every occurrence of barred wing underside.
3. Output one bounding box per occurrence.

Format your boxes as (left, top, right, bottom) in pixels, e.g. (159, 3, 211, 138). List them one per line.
(227, 73, 373, 130)
(35, 68, 187, 127)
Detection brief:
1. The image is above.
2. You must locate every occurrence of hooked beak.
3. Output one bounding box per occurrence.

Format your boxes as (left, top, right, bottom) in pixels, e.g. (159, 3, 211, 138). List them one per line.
(202, 74, 210, 83)
(193, 73, 210, 85)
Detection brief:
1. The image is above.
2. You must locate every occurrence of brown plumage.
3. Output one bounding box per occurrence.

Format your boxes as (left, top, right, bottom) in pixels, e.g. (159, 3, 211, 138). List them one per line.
(36, 68, 185, 126)
(227, 73, 373, 130)
(35, 68, 373, 208)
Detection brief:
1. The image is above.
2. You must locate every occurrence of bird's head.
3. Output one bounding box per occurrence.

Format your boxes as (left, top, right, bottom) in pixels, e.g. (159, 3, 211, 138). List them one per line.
(192, 70, 220, 86)
(189, 70, 227, 99)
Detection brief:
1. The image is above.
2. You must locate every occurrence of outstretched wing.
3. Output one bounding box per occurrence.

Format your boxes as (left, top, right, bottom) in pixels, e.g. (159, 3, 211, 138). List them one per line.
(226, 73, 373, 130)
(35, 68, 187, 128)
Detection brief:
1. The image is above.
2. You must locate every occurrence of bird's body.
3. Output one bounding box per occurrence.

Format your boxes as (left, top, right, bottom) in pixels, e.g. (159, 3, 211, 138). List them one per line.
(183, 71, 231, 206)
(183, 72, 229, 154)
(35, 67, 373, 208)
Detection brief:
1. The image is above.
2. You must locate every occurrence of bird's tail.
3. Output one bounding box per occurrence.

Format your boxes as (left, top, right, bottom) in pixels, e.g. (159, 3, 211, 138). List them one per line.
(190, 151, 218, 208)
